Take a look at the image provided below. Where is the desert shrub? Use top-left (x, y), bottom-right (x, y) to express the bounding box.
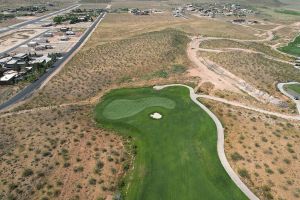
top-left (265, 168), bottom-right (274, 174)
top-left (22, 169), bottom-right (33, 177)
top-left (89, 178), bottom-right (97, 185)
top-left (231, 152), bottom-right (244, 161)
top-left (94, 161), bottom-right (104, 174)
top-left (238, 168), bottom-right (250, 179)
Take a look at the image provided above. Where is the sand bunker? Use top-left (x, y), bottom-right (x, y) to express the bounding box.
top-left (150, 112), bottom-right (162, 119)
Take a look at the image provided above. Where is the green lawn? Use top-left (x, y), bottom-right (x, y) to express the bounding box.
top-left (103, 97), bottom-right (175, 120)
top-left (278, 35), bottom-right (300, 56)
top-left (275, 9), bottom-right (300, 16)
top-left (286, 84), bottom-right (300, 94)
top-left (94, 86), bottom-right (247, 200)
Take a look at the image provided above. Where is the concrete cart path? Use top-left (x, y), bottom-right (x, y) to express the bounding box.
top-left (278, 82), bottom-right (300, 114)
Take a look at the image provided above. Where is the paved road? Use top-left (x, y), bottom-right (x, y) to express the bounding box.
top-left (154, 84), bottom-right (260, 200)
top-left (0, 4), bottom-right (80, 35)
top-left (0, 12), bottom-right (106, 111)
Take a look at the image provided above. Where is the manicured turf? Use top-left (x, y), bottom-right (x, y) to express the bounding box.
top-left (286, 84), bottom-right (300, 94)
top-left (278, 35), bottom-right (300, 56)
top-left (94, 86), bottom-right (247, 200)
top-left (103, 97), bottom-right (175, 120)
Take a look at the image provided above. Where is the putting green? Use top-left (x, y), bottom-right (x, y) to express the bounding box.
top-left (94, 87), bottom-right (247, 200)
top-left (103, 97), bottom-right (175, 120)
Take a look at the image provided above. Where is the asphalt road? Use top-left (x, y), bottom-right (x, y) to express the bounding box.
top-left (0, 12), bottom-right (106, 111)
top-left (0, 4), bottom-right (80, 35)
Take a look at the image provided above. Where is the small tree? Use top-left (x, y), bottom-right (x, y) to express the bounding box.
top-left (53, 15), bottom-right (64, 24)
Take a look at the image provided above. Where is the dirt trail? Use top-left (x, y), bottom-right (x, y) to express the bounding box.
top-left (187, 37), bottom-right (241, 93)
top-left (188, 37), bottom-right (283, 105)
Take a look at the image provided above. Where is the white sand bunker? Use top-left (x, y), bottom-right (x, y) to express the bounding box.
top-left (150, 112), bottom-right (162, 119)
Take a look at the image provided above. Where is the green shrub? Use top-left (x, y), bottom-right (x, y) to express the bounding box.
top-left (89, 178), bottom-right (97, 185)
top-left (22, 168), bottom-right (33, 177)
top-left (238, 168), bottom-right (250, 179)
top-left (231, 152), bottom-right (244, 161)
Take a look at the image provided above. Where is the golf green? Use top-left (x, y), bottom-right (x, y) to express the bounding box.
top-left (94, 86), bottom-right (247, 200)
top-left (278, 35), bottom-right (300, 56)
top-left (103, 97), bottom-right (175, 120)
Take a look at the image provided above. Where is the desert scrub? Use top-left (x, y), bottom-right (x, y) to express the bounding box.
top-left (19, 29), bottom-right (190, 110)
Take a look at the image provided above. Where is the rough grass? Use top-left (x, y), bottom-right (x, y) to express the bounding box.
top-left (275, 9), bottom-right (300, 16)
top-left (0, 105), bottom-right (129, 200)
top-left (200, 39), bottom-right (293, 61)
top-left (86, 13), bottom-right (259, 47)
top-left (202, 99), bottom-right (300, 200)
top-left (94, 86), bottom-right (247, 200)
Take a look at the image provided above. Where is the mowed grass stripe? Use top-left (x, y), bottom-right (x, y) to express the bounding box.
top-left (103, 97), bottom-right (175, 120)
top-left (94, 87), bottom-right (247, 200)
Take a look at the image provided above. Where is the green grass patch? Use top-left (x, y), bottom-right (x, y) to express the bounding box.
top-left (94, 86), bottom-right (247, 200)
top-left (103, 97), bottom-right (175, 120)
top-left (278, 35), bottom-right (300, 56)
top-left (285, 84), bottom-right (300, 94)
top-left (275, 9), bottom-right (300, 16)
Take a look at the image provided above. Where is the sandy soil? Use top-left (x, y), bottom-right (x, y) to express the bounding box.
top-left (0, 28), bottom-right (47, 52)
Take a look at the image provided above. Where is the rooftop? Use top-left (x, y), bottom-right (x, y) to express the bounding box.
top-left (0, 70), bottom-right (18, 81)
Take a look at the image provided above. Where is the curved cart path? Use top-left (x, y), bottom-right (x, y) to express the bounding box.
top-left (154, 84), bottom-right (260, 200)
top-left (278, 82), bottom-right (300, 114)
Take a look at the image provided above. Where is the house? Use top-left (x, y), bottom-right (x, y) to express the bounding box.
top-left (0, 70), bottom-right (18, 85)
top-left (29, 55), bottom-right (52, 65)
top-left (12, 53), bottom-right (29, 61)
top-left (78, 16), bottom-right (88, 22)
top-left (41, 23), bottom-right (53, 27)
top-left (0, 56), bottom-right (12, 66)
top-left (5, 59), bottom-right (19, 68)
top-left (60, 36), bottom-right (70, 41)
top-left (28, 41), bottom-right (38, 47)
top-left (45, 45), bottom-right (54, 49)
top-left (35, 45), bottom-right (46, 51)
top-left (16, 66), bottom-right (33, 81)
top-left (60, 27), bottom-right (70, 32)
top-left (66, 31), bottom-right (75, 35)
top-left (44, 32), bottom-right (54, 37)
top-left (32, 37), bottom-right (49, 43)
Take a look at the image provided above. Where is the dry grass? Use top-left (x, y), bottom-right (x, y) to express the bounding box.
top-left (0, 83), bottom-right (29, 105)
top-left (202, 99), bottom-right (300, 200)
top-left (86, 13), bottom-right (259, 48)
top-left (19, 28), bottom-right (190, 109)
top-left (0, 105), bottom-right (131, 200)
top-left (200, 39), bottom-right (293, 61)
top-left (199, 50), bottom-right (300, 97)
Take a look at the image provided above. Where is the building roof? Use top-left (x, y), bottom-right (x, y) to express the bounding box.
top-left (0, 70), bottom-right (18, 81)
top-left (0, 56), bottom-right (12, 64)
top-left (29, 55), bottom-right (51, 64)
top-left (6, 59), bottom-right (18, 65)
top-left (13, 53), bottom-right (27, 59)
